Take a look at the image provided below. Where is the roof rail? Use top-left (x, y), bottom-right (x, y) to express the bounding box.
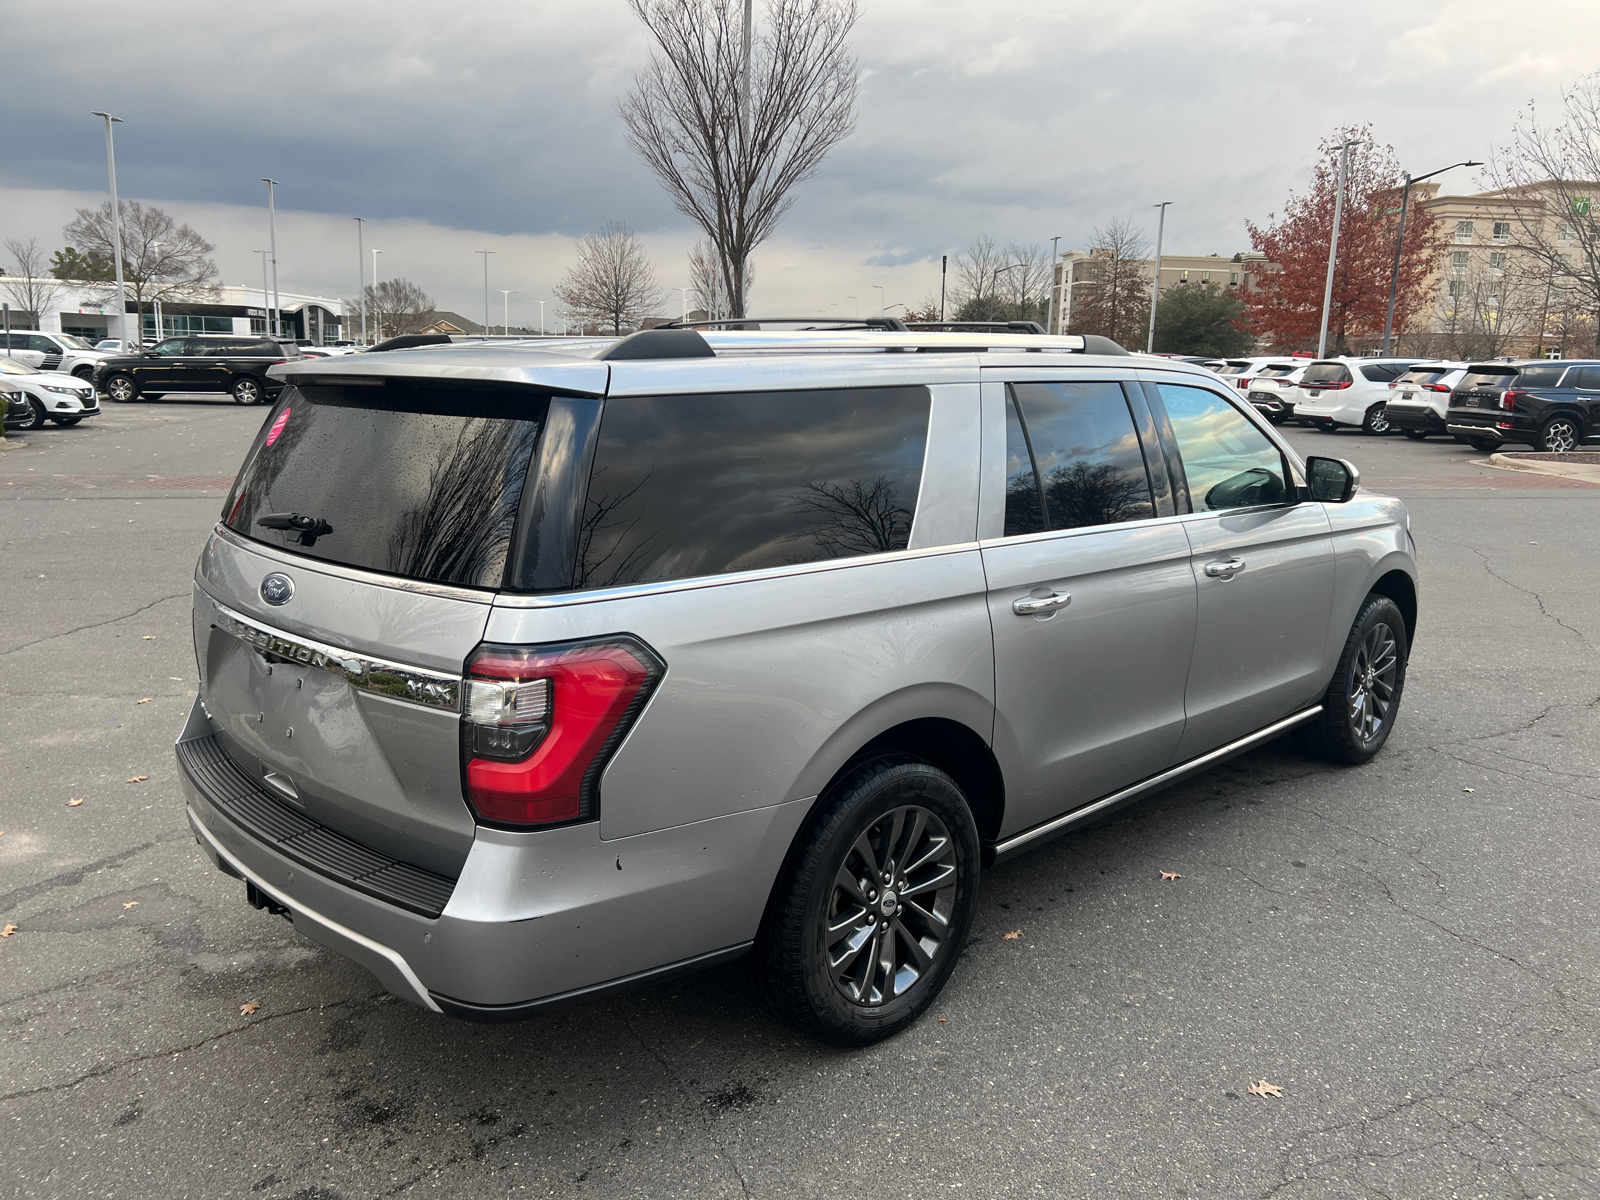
top-left (905, 320), bottom-right (1047, 335)
top-left (657, 316), bottom-right (910, 332)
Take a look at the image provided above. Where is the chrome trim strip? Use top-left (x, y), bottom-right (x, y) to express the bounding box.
top-left (187, 806), bottom-right (442, 1013)
top-left (490, 540), bottom-right (983, 608)
top-left (990, 706), bottom-right (1324, 864)
top-left (208, 599), bottom-right (462, 713)
top-left (211, 524), bottom-right (495, 606)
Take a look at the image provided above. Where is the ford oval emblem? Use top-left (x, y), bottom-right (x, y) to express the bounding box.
top-left (260, 573), bottom-right (295, 606)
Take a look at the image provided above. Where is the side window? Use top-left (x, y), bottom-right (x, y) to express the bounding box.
top-left (1361, 364), bottom-right (1401, 383)
top-left (576, 387), bottom-right (930, 590)
top-left (28, 335), bottom-right (56, 352)
top-left (1005, 382), bottom-right (1155, 532)
top-left (1154, 384), bottom-right (1290, 513)
top-left (152, 339), bottom-right (188, 357)
top-left (183, 339), bottom-right (210, 356)
top-left (1572, 366), bottom-right (1600, 390)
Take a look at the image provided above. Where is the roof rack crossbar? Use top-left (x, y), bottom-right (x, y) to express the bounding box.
top-left (657, 316), bottom-right (910, 332)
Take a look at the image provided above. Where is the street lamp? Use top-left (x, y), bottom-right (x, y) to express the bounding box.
top-left (370, 248), bottom-right (382, 342)
top-left (1380, 159), bottom-right (1483, 354)
top-left (261, 178), bottom-right (280, 338)
top-left (150, 240), bottom-right (163, 341)
top-left (1147, 202), bottom-right (1172, 353)
top-left (1047, 235), bottom-right (1062, 333)
top-left (536, 300), bottom-right (547, 335)
top-left (498, 290), bottom-right (517, 335)
top-left (476, 250), bottom-right (494, 336)
top-left (354, 218), bottom-right (367, 346)
top-left (872, 284), bottom-right (885, 315)
top-left (90, 112), bottom-right (129, 345)
top-left (1317, 142), bottom-right (1362, 359)
top-left (847, 295), bottom-right (858, 318)
top-left (253, 251), bottom-right (271, 338)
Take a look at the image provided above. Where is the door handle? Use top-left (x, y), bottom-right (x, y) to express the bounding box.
top-left (1204, 557), bottom-right (1246, 579)
top-left (1013, 591), bottom-right (1072, 616)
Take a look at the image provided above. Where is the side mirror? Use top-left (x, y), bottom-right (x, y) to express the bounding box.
top-left (1305, 456), bottom-right (1360, 503)
top-left (143, 351), bottom-right (159, 358)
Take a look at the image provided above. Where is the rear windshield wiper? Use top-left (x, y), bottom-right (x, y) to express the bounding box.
top-left (257, 512), bottom-right (334, 547)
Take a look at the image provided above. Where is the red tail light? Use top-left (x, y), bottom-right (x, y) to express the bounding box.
top-left (1502, 389), bottom-right (1525, 411)
top-left (462, 636), bottom-right (665, 827)
top-left (1315, 379), bottom-right (1353, 390)
top-left (1425, 383), bottom-right (1452, 392)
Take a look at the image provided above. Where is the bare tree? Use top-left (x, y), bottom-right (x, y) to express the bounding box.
top-left (346, 279), bottom-right (435, 342)
top-left (1067, 217), bottom-right (1152, 347)
top-left (1426, 251), bottom-right (1541, 360)
top-left (63, 201), bottom-right (218, 339)
top-left (1488, 71), bottom-right (1600, 351)
top-left (0, 238), bottom-right (66, 327)
top-left (950, 235), bottom-right (1006, 317)
top-left (948, 237), bottom-right (1052, 324)
top-left (621, 0), bottom-right (860, 318)
top-left (555, 222), bottom-right (661, 335)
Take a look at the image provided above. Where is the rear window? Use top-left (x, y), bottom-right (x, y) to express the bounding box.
top-left (1459, 369), bottom-right (1517, 389)
top-left (1255, 365), bottom-right (1297, 379)
top-left (224, 382), bottom-right (547, 589)
top-left (1516, 364), bottom-right (1567, 388)
top-left (1395, 368), bottom-right (1451, 386)
top-left (576, 387), bottom-right (930, 590)
top-left (1212, 362), bottom-right (1252, 375)
top-left (1301, 363), bottom-right (1351, 385)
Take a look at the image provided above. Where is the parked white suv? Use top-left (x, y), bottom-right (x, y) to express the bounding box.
top-left (0, 331), bottom-right (111, 382)
top-left (1242, 361), bottom-right (1309, 425)
top-left (1210, 357), bottom-right (1292, 396)
top-left (0, 355), bottom-right (100, 428)
top-left (1292, 358), bottom-right (1433, 435)
top-left (1382, 363), bottom-right (1469, 441)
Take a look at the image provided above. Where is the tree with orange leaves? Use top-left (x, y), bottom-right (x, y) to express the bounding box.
top-left (1246, 127), bottom-right (1442, 354)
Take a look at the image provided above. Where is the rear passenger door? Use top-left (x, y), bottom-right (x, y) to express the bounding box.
top-left (1145, 381), bottom-right (1335, 759)
top-left (980, 375), bottom-right (1196, 835)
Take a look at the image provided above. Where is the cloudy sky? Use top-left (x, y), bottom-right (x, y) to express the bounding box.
top-left (3, 0), bottom-right (1595, 325)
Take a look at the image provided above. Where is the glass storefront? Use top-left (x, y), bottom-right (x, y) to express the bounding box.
top-left (141, 314), bottom-right (235, 338)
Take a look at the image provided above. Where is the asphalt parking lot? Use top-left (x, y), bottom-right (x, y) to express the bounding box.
top-left (3, 395), bottom-right (1598, 1199)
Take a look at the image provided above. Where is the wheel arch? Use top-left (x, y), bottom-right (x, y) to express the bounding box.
top-left (1368, 566), bottom-right (1418, 651)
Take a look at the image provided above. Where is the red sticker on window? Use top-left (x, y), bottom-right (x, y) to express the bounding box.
top-left (265, 407), bottom-right (291, 446)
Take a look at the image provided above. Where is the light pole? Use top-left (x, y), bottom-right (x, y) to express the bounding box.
top-left (536, 300), bottom-right (547, 335)
top-left (1146, 202), bottom-right (1172, 353)
top-left (872, 284), bottom-right (885, 315)
top-left (370, 249), bottom-right (382, 342)
top-left (1317, 141), bottom-right (1361, 359)
top-left (498, 290), bottom-right (516, 335)
top-left (1047, 235), bottom-right (1062, 333)
top-left (475, 250), bottom-right (494, 336)
top-left (254, 251), bottom-right (271, 337)
top-left (1380, 159), bottom-right (1482, 354)
top-left (261, 178), bottom-right (281, 338)
top-left (848, 295), bottom-right (858, 318)
top-left (90, 112), bottom-right (129, 346)
top-left (354, 217), bottom-right (367, 346)
top-left (150, 241), bottom-right (163, 342)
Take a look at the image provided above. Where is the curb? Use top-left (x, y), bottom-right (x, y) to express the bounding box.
top-left (1487, 452), bottom-right (1600, 483)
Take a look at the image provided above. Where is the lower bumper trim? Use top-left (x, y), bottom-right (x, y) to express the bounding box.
top-left (1446, 423), bottom-right (1504, 440)
top-left (430, 942), bottom-right (754, 1023)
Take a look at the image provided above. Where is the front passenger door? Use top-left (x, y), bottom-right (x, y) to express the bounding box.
top-left (1147, 382), bottom-right (1336, 759)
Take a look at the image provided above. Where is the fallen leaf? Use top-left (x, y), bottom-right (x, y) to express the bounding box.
top-left (937, 1018), bottom-right (947, 1023)
top-left (0, 924), bottom-right (16, 938)
top-left (1463, 787), bottom-right (1475, 793)
top-left (1160, 870), bottom-right (1182, 881)
top-left (137, 698), bottom-right (151, 704)
top-left (1003, 929), bottom-right (1022, 940)
top-left (126, 776), bottom-right (148, 783)
top-left (141, 636), bottom-right (156, 640)
top-left (67, 798), bottom-right (84, 807)
top-left (1247, 1079), bottom-right (1283, 1098)
top-left (123, 901), bottom-right (139, 910)
top-left (240, 1001), bottom-right (262, 1016)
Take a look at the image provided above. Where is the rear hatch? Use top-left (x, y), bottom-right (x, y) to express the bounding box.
top-left (1450, 366), bottom-right (1518, 426)
top-left (193, 371), bottom-right (583, 879)
top-left (1388, 366), bottom-right (1458, 412)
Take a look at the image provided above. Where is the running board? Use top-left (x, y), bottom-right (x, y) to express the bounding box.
top-left (987, 706), bottom-right (1323, 866)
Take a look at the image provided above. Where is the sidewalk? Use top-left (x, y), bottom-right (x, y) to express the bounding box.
top-left (1487, 450), bottom-right (1600, 484)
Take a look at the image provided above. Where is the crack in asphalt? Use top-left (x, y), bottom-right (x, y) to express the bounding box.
top-left (0, 592), bottom-right (188, 658)
top-left (1468, 546), bottom-right (1588, 644)
top-left (0, 994), bottom-right (382, 1104)
top-left (0, 839), bottom-right (174, 915)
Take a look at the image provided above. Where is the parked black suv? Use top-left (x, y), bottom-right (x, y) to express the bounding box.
top-left (1446, 360), bottom-right (1600, 452)
top-left (94, 335), bottom-right (302, 406)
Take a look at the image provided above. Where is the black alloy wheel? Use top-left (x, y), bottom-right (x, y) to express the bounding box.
top-left (105, 374), bottom-right (137, 403)
top-left (1402, 429), bottom-right (1429, 441)
top-left (11, 398), bottom-right (47, 431)
top-left (1362, 403), bottom-right (1392, 435)
top-left (1297, 593), bottom-right (1408, 765)
top-left (761, 755), bottom-right (980, 1046)
top-left (232, 377), bottom-right (262, 405)
top-left (1540, 416), bottom-right (1580, 453)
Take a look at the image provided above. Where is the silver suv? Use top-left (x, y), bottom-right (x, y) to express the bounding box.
top-left (177, 327), bottom-right (1419, 1045)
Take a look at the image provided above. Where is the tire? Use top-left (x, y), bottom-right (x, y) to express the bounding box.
top-left (1540, 415), bottom-right (1580, 453)
top-left (49, 415), bottom-right (82, 426)
top-left (1296, 594), bottom-right (1408, 766)
top-left (1402, 429), bottom-right (1428, 441)
top-left (231, 376), bottom-right (263, 405)
top-left (11, 398), bottom-right (46, 431)
top-left (71, 366), bottom-right (95, 381)
top-left (1362, 403), bottom-right (1392, 435)
top-left (1267, 414), bottom-right (1285, 425)
top-left (1315, 419), bottom-right (1337, 432)
top-left (760, 755), bottom-right (980, 1046)
top-left (105, 374), bottom-right (138, 403)
top-left (1469, 437), bottom-right (1500, 452)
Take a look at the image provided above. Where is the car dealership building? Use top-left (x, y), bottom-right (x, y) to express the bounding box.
top-left (2, 280), bottom-right (344, 345)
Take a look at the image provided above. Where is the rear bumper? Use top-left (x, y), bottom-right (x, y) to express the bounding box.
top-left (1248, 394), bottom-right (1294, 417)
top-left (1386, 406), bottom-right (1446, 433)
top-left (176, 696), bottom-right (807, 1016)
top-left (1447, 421), bottom-right (1511, 442)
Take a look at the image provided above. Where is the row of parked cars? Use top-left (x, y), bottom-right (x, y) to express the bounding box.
top-left (1204, 354), bottom-right (1600, 453)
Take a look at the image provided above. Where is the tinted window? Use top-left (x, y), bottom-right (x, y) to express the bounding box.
top-left (1213, 362), bottom-right (1252, 376)
top-left (1396, 368), bottom-right (1451, 386)
top-left (27, 335), bottom-right (55, 352)
top-left (1004, 382), bottom-right (1154, 532)
top-left (1301, 363), bottom-right (1351, 385)
top-left (151, 339), bottom-right (188, 358)
top-left (1520, 364), bottom-right (1570, 388)
top-left (1154, 385), bottom-right (1289, 512)
top-left (577, 388), bottom-right (929, 590)
top-left (1460, 369), bottom-right (1515, 389)
top-left (1570, 366), bottom-right (1600, 390)
top-left (224, 382), bottom-right (547, 589)
top-left (1360, 364), bottom-right (1408, 382)
top-left (1256, 365), bottom-right (1298, 378)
